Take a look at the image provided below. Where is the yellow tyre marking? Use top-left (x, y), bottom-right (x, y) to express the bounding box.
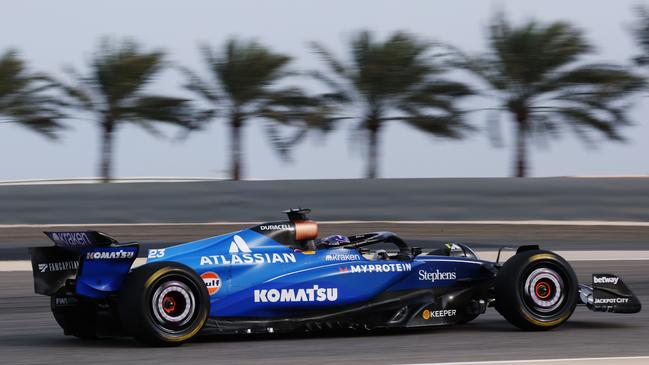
top-left (527, 253), bottom-right (556, 263)
top-left (145, 267), bottom-right (173, 289)
top-left (144, 267), bottom-right (207, 343)
top-left (522, 312), bottom-right (568, 327)
top-left (164, 310), bottom-right (208, 343)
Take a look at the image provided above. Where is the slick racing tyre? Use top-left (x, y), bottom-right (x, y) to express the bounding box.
top-left (51, 290), bottom-right (97, 339)
top-left (118, 262), bottom-right (209, 346)
top-left (495, 250), bottom-right (578, 330)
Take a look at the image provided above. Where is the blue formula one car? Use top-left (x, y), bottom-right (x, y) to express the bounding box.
top-left (29, 209), bottom-right (641, 345)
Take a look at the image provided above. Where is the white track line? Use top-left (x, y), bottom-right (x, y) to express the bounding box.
top-left (0, 177), bottom-right (222, 185)
top-left (1, 220), bottom-right (649, 229)
top-left (401, 355), bottom-right (649, 365)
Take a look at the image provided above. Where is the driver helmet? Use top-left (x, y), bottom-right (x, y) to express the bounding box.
top-left (316, 234), bottom-right (350, 247)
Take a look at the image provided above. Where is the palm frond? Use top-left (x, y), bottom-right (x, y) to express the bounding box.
top-left (121, 95), bottom-right (194, 128)
top-left (632, 5), bottom-right (649, 65)
top-left (18, 116), bottom-right (66, 140)
top-left (309, 42), bottom-right (350, 80)
top-left (263, 123), bottom-right (308, 162)
top-left (308, 70), bottom-right (354, 103)
top-left (0, 49), bottom-right (66, 139)
top-left (312, 30), bottom-right (475, 152)
top-left (399, 113), bottom-right (469, 139)
top-left (213, 38), bottom-right (292, 105)
top-left (553, 107), bottom-right (625, 141)
top-left (486, 14), bottom-right (592, 89)
top-left (91, 38), bottom-right (166, 105)
top-left (457, 13), bottom-right (643, 161)
top-left (179, 66), bottom-right (219, 104)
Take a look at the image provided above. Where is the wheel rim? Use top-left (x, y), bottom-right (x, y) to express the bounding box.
top-left (523, 267), bottom-right (565, 315)
top-left (151, 280), bottom-right (196, 332)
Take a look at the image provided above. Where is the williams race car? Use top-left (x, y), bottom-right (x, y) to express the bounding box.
top-left (29, 209), bottom-right (641, 345)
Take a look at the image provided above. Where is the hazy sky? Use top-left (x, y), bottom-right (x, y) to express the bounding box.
top-left (1, 0), bottom-right (648, 180)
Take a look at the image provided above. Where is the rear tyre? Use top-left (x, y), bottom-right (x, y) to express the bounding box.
top-left (118, 262), bottom-right (209, 346)
top-left (495, 250), bottom-right (577, 330)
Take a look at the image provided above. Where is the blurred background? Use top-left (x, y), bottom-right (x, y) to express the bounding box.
top-left (2, 0), bottom-right (649, 182)
top-left (2, 3), bottom-right (649, 364)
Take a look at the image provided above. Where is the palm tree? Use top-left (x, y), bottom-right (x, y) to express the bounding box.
top-left (63, 39), bottom-right (198, 182)
top-left (458, 14), bottom-right (645, 177)
top-left (0, 50), bottom-right (65, 140)
top-left (183, 39), bottom-right (321, 180)
top-left (632, 5), bottom-right (649, 66)
top-left (311, 31), bottom-right (473, 178)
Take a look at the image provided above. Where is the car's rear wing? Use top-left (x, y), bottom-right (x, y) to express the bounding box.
top-left (44, 231), bottom-right (118, 248)
top-left (29, 231), bottom-right (138, 298)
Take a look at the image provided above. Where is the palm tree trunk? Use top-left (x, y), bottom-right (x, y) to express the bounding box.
top-left (99, 118), bottom-right (115, 183)
top-left (366, 118), bottom-right (381, 179)
top-left (230, 113), bottom-right (243, 180)
top-left (514, 115), bottom-right (528, 178)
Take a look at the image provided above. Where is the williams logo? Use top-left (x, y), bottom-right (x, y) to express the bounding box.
top-left (254, 285), bottom-right (338, 303)
top-left (200, 235), bottom-right (296, 265)
top-left (229, 235), bottom-right (251, 253)
top-left (54, 297), bottom-right (77, 306)
top-left (418, 269), bottom-right (457, 283)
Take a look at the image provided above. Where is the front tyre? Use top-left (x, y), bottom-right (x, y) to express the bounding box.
top-left (495, 250), bottom-right (578, 330)
top-left (118, 262), bottom-right (209, 346)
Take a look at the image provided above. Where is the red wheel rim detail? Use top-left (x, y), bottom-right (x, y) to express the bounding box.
top-left (163, 295), bottom-right (177, 314)
top-left (535, 280), bottom-right (552, 299)
top-left (524, 267), bottom-right (565, 314)
top-left (152, 280), bottom-right (196, 330)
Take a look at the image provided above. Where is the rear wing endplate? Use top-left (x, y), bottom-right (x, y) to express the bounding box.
top-left (30, 231), bottom-right (138, 298)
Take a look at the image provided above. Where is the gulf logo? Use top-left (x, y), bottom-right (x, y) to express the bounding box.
top-left (201, 272), bottom-right (221, 295)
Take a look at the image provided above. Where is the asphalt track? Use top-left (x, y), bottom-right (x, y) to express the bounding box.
top-left (0, 224), bottom-right (647, 365)
top-left (0, 222), bottom-right (647, 364)
top-left (0, 179), bottom-right (647, 364)
top-left (0, 260), bottom-right (646, 365)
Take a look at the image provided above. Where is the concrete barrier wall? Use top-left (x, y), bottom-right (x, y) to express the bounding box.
top-left (1, 177), bottom-right (648, 224)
